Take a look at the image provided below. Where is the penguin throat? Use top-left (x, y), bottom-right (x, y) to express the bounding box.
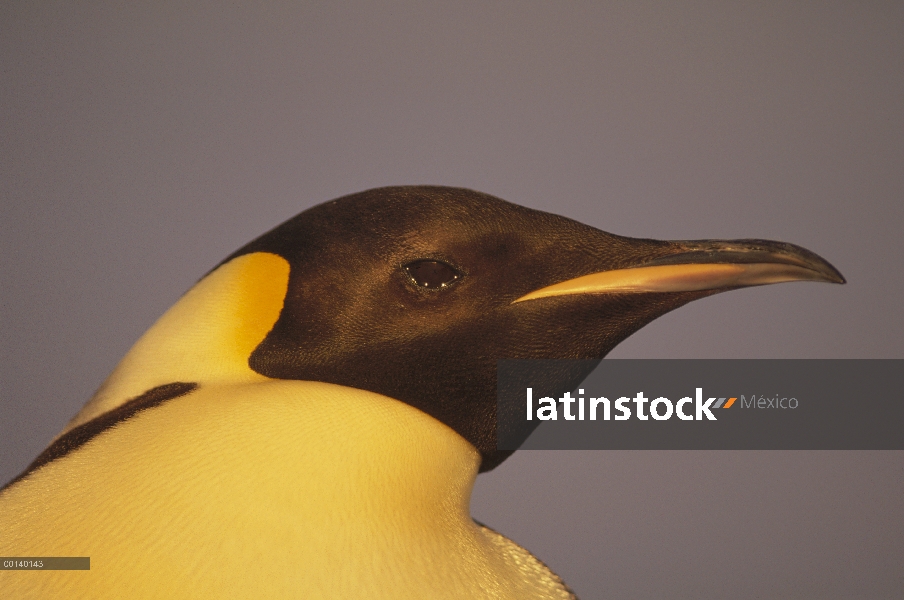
top-left (144, 380), bottom-right (484, 520)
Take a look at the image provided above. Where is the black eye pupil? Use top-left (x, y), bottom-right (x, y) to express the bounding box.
top-left (403, 260), bottom-right (462, 289)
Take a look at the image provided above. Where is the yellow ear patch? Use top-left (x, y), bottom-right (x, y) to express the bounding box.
top-left (62, 252), bottom-right (291, 434)
top-left (227, 252), bottom-right (292, 355)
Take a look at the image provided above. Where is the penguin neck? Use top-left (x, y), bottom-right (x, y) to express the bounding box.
top-left (151, 380), bottom-right (484, 526)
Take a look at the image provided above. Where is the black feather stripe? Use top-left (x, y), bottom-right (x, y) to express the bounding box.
top-left (1, 382), bottom-right (197, 492)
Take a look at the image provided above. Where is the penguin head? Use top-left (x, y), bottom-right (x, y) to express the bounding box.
top-left (225, 186), bottom-right (843, 471)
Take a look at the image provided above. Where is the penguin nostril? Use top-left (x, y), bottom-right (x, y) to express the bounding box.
top-left (403, 260), bottom-right (463, 289)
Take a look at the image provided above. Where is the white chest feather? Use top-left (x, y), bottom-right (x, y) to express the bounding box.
top-left (1, 381), bottom-right (572, 599)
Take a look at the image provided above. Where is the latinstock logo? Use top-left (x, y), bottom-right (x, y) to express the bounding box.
top-left (498, 359), bottom-right (901, 451)
top-left (524, 388), bottom-right (797, 422)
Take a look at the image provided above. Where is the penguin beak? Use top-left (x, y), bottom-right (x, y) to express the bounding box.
top-left (513, 239), bottom-right (845, 303)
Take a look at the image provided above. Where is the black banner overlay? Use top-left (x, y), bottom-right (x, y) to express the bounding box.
top-left (497, 360), bottom-right (903, 450)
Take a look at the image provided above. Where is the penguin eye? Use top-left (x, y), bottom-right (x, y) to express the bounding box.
top-left (403, 260), bottom-right (463, 289)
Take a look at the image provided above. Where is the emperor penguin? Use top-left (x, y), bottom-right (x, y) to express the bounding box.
top-left (1, 186), bottom-right (844, 599)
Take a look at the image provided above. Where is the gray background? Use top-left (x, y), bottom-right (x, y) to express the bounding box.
top-left (1, 2), bottom-right (901, 598)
